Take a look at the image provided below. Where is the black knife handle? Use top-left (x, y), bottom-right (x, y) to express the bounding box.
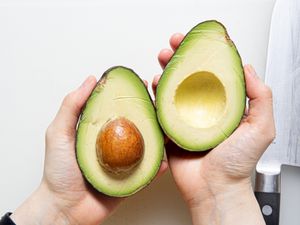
top-left (254, 192), bottom-right (280, 225)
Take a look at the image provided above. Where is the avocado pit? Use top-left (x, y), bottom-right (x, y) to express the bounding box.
top-left (96, 117), bottom-right (144, 174)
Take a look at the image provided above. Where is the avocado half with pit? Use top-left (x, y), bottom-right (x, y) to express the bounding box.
top-left (156, 20), bottom-right (246, 151)
top-left (76, 66), bottom-right (164, 197)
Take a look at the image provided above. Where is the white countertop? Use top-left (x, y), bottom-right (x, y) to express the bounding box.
top-left (3, 1), bottom-right (299, 225)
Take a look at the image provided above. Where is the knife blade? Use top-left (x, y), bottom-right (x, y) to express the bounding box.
top-left (255, 0), bottom-right (300, 224)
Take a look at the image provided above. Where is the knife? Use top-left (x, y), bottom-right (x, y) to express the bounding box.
top-left (254, 0), bottom-right (300, 224)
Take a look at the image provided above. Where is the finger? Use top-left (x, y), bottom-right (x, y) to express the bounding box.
top-left (152, 74), bottom-right (161, 96)
top-left (143, 79), bottom-right (148, 88)
top-left (244, 65), bottom-right (274, 128)
top-left (169, 33), bottom-right (184, 51)
top-left (52, 76), bottom-right (97, 135)
top-left (156, 160), bottom-right (168, 177)
top-left (158, 49), bottom-right (173, 69)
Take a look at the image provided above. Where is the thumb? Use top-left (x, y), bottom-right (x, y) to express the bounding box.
top-left (51, 76), bottom-right (97, 136)
top-left (244, 65), bottom-right (274, 132)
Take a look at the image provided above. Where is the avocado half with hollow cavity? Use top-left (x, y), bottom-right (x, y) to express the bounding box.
top-left (156, 20), bottom-right (246, 151)
top-left (76, 66), bottom-right (164, 197)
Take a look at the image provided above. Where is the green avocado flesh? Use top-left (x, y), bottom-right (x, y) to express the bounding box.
top-left (156, 20), bottom-right (246, 151)
top-left (76, 66), bottom-right (164, 197)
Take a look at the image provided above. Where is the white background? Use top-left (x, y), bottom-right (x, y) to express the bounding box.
top-left (1, 0), bottom-right (299, 224)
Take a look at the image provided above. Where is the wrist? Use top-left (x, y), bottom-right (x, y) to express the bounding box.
top-left (187, 181), bottom-right (265, 225)
top-left (186, 178), bottom-right (252, 208)
top-left (11, 182), bottom-right (71, 225)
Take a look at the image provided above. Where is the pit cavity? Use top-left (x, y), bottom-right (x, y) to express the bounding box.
top-left (174, 71), bottom-right (226, 128)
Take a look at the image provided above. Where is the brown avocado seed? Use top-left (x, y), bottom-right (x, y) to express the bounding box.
top-left (96, 118), bottom-right (144, 174)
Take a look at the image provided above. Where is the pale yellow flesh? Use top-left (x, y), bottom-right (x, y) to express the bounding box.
top-left (175, 71), bottom-right (226, 128)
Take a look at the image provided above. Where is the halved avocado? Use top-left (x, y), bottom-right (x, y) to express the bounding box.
top-left (76, 66), bottom-right (164, 197)
top-left (156, 20), bottom-right (246, 151)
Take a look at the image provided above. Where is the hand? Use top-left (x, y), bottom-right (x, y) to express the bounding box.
top-left (153, 34), bottom-right (275, 225)
top-left (11, 76), bottom-right (167, 225)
